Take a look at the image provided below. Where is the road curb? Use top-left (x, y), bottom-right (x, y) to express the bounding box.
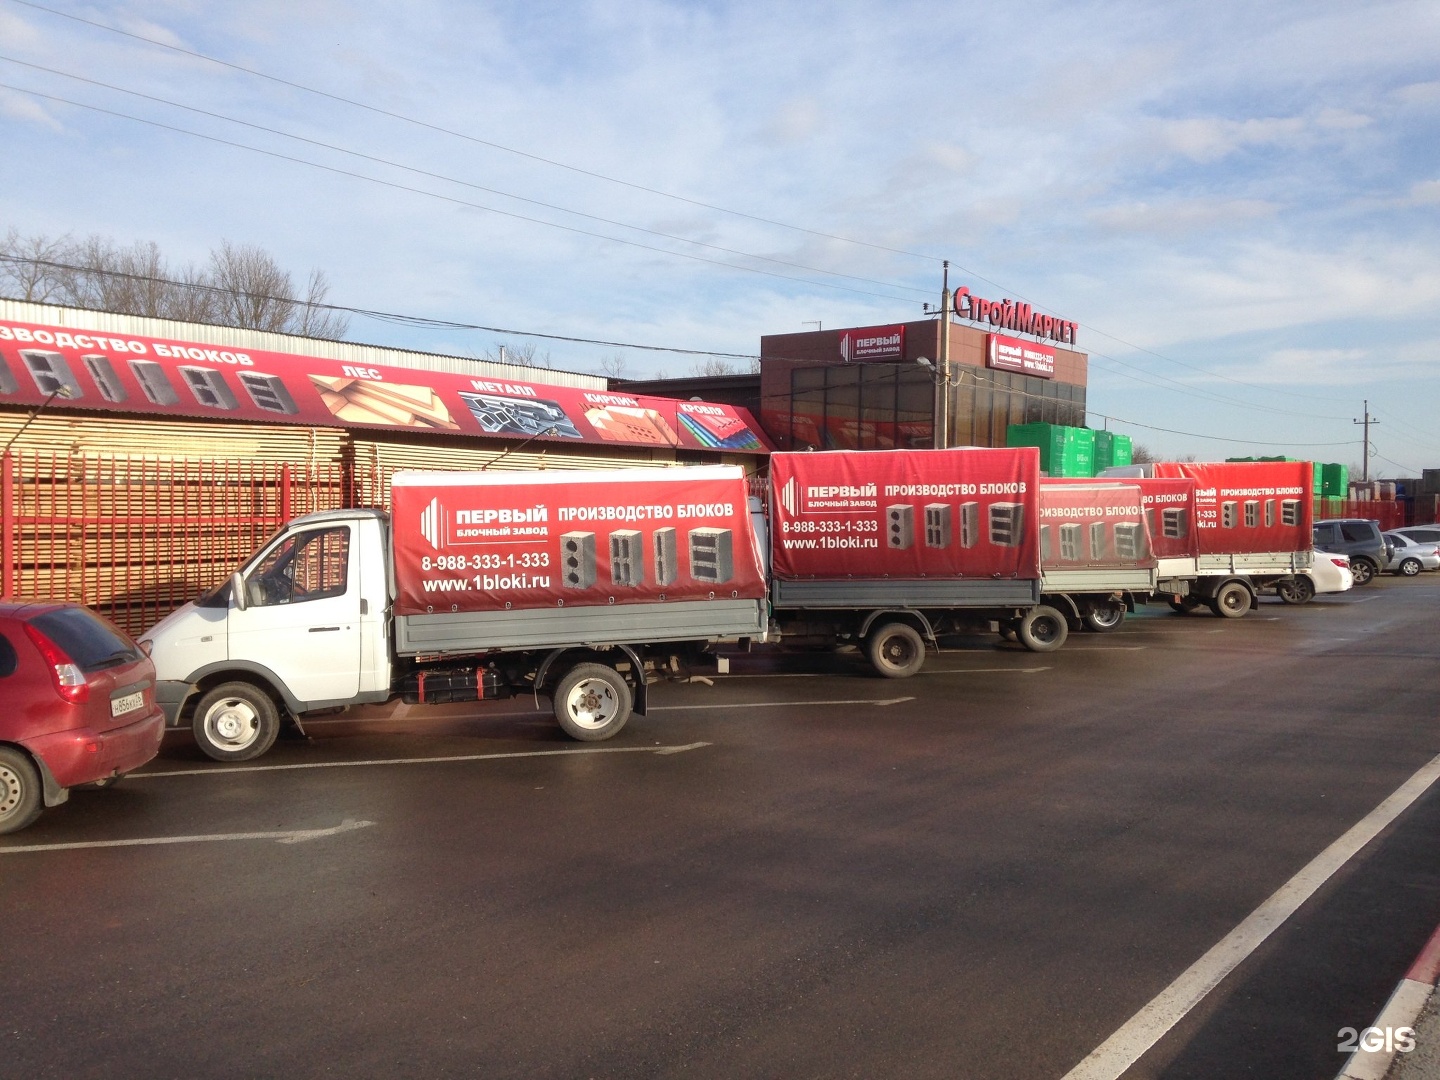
top-left (1335, 921), bottom-right (1440, 1080)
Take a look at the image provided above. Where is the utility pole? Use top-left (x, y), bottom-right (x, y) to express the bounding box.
top-left (1353, 400), bottom-right (1378, 482)
top-left (935, 260), bottom-right (952, 450)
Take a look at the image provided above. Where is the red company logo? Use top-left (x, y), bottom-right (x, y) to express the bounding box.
top-left (838, 324), bottom-right (905, 362)
top-left (956, 288), bottom-right (1078, 346)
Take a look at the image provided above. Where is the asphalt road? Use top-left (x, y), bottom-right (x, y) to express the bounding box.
top-left (3, 577), bottom-right (1439, 1079)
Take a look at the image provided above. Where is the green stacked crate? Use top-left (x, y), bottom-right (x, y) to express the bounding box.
top-left (1071, 427), bottom-right (1095, 477)
top-left (1321, 463), bottom-right (1349, 497)
top-left (1093, 431), bottom-right (1133, 472)
top-left (1006, 423), bottom-right (1096, 477)
top-left (1311, 463), bottom-right (1323, 496)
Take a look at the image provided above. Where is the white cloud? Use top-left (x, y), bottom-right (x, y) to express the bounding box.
top-left (1088, 198), bottom-right (1279, 237)
top-left (1153, 115), bottom-right (1308, 163)
top-left (0, 88), bottom-right (63, 130)
top-left (1407, 180), bottom-right (1440, 205)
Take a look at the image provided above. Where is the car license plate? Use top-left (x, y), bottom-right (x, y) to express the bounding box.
top-left (111, 690), bottom-right (144, 717)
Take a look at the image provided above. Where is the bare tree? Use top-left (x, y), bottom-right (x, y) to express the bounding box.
top-left (689, 357), bottom-right (738, 377)
top-left (598, 352), bottom-right (629, 379)
top-left (0, 227), bottom-right (349, 338)
top-left (0, 228), bottom-right (73, 303)
top-left (484, 341), bottom-right (553, 369)
top-left (1130, 443), bottom-right (1157, 464)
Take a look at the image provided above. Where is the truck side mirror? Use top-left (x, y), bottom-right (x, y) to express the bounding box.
top-left (231, 571), bottom-right (248, 611)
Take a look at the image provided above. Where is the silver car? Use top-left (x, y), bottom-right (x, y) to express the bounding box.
top-left (1383, 531), bottom-right (1440, 576)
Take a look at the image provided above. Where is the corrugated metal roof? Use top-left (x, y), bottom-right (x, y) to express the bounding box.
top-left (0, 298), bottom-right (607, 390)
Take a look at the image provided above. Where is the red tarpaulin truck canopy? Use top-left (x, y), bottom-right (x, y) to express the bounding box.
top-left (1151, 461), bottom-right (1312, 556)
top-left (768, 447), bottom-right (1042, 581)
top-left (390, 466), bottom-right (767, 617)
top-left (1037, 481), bottom-right (1157, 570)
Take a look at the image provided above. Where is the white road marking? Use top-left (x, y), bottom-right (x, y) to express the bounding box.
top-left (0, 817), bottom-right (375, 855)
top-left (1059, 645), bottom-right (1147, 652)
top-left (649, 697), bottom-right (915, 711)
top-left (132, 742), bottom-right (712, 779)
top-left (1062, 751), bottom-right (1440, 1080)
top-left (712, 668), bottom-right (1050, 678)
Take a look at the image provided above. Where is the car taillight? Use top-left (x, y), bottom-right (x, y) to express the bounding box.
top-left (23, 623), bottom-right (90, 703)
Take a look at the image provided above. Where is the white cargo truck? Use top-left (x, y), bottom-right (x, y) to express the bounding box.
top-left (142, 466), bottom-right (769, 760)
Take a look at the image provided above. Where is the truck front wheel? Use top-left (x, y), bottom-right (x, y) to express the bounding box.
top-left (865, 622), bottom-right (926, 678)
top-left (193, 682), bottom-right (281, 762)
top-left (554, 664), bottom-right (632, 742)
top-left (1018, 606), bottom-right (1069, 652)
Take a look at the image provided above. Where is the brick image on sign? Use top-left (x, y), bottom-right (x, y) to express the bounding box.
top-left (887, 504), bottom-right (914, 549)
top-left (560, 531), bottom-right (596, 589)
top-left (20, 350), bottom-right (82, 398)
top-left (924, 504), bottom-right (951, 548)
top-left (960, 502), bottom-right (979, 548)
top-left (688, 528), bottom-right (734, 583)
top-left (128, 359), bottom-right (179, 405)
top-left (82, 355), bottom-right (127, 403)
top-left (179, 366), bottom-right (239, 410)
top-left (609, 529), bottom-right (644, 587)
top-left (1114, 522), bottom-right (1146, 560)
top-left (990, 503), bottom-right (1024, 547)
top-left (653, 527), bottom-right (678, 587)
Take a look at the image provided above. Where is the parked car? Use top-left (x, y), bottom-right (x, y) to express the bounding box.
top-left (1311, 552), bottom-right (1355, 594)
top-left (1312, 519), bottom-right (1390, 586)
top-left (1274, 551), bottom-right (1354, 603)
top-left (1383, 532), bottom-right (1440, 576)
top-left (0, 600), bottom-right (165, 834)
top-left (1387, 525), bottom-right (1440, 547)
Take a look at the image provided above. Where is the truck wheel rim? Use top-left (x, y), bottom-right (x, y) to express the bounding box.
top-left (1222, 591), bottom-right (1244, 612)
top-left (566, 679), bottom-right (619, 729)
top-left (206, 699), bottom-right (259, 747)
top-left (1091, 607), bottom-right (1122, 628)
top-left (881, 637), bottom-right (917, 667)
top-left (1032, 617), bottom-right (1060, 643)
top-left (0, 763), bottom-right (22, 817)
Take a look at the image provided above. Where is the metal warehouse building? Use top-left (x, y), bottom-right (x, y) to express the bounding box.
top-left (0, 300), bottom-right (771, 634)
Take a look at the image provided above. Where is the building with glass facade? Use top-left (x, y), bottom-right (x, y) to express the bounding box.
top-left (759, 317), bottom-right (1086, 452)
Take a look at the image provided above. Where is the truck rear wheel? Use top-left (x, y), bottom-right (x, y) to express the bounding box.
top-left (1209, 581), bottom-right (1252, 618)
top-left (554, 663), bottom-right (632, 742)
top-left (193, 682), bottom-right (281, 762)
top-left (865, 622), bottom-right (926, 678)
top-left (1018, 605), bottom-right (1068, 652)
top-left (1084, 602), bottom-right (1125, 632)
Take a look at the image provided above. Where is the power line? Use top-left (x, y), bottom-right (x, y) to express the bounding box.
top-left (0, 80), bottom-right (923, 306)
top-left (5, 0), bottom-right (942, 266)
top-left (0, 54), bottom-right (932, 301)
top-left (4, 0), bottom-right (1371, 419)
top-left (0, 253), bottom-right (760, 361)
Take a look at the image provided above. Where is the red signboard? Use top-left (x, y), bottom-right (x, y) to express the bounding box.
top-left (0, 319), bottom-right (773, 454)
top-left (390, 466), bottom-right (767, 616)
top-left (955, 288), bottom-right (1079, 346)
top-left (1152, 461), bottom-right (1313, 555)
top-left (769, 447), bottom-right (1041, 581)
top-left (1037, 481), bottom-right (1155, 569)
top-left (838, 324), bottom-right (905, 362)
top-left (988, 334), bottom-right (1056, 379)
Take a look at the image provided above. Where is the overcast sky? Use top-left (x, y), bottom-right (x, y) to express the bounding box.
top-left (2, 0), bottom-right (1438, 469)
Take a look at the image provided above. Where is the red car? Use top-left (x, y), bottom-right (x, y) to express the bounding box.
top-left (0, 600), bottom-right (166, 834)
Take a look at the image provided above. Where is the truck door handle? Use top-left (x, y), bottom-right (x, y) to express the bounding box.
top-left (308, 626), bottom-right (341, 633)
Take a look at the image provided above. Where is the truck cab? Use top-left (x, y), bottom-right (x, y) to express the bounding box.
top-left (143, 510), bottom-right (394, 760)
